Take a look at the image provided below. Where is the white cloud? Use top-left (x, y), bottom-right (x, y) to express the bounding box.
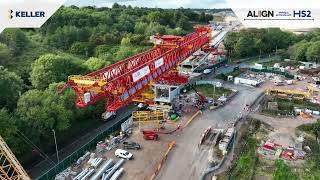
top-left (65, 0), bottom-right (228, 9)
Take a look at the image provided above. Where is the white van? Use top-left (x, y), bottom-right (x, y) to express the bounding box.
top-left (115, 149), bottom-right (133, 160)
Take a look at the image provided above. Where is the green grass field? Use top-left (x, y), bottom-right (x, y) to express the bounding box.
top-left (193, 84), bottom-right (233, 100)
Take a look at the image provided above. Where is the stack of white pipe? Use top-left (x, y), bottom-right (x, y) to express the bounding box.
top-left (73, 168), bottom-right (89, 180)
top-left (88, 158), bottom-right (103, 168)
top-left (89, 159), bottom-right (114, 180)
top-left (109, 168), bottom-right (124, 180)
top-left (80, 169), bottom-right (95, 180)
top-left (103, 159), bottom-right (125, 180)
top-left (92, 158), bottom-right (103, 168)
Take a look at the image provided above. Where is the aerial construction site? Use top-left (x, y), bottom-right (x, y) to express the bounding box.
top-left (0, 2), bottom-right (319, 180)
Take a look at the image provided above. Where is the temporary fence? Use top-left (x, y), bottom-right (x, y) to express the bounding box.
top-left (250, 67), bottom-right (294, 79)
top-left (37, 120), bottom-right (124, 180)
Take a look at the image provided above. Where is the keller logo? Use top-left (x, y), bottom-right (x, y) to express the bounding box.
top-left (8, 9), bottom-right (45, 19)
top-left (8, 10), bottom-right (13, 19)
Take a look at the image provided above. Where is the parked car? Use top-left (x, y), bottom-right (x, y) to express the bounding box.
top-left (122, 141), bottom-right (141, 150)
top-left (115, 149), bottom-right (133, 160)
top-left (203, 69), bottom-right (212, 75)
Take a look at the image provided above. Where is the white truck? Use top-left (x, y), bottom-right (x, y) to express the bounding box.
top-left (115, 149), bottom-right (133, 160)
top-left (274, 81), bottom-right (284, 86)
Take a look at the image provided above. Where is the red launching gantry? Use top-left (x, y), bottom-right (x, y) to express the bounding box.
top-left (60, 26), bottom-right (212, 117)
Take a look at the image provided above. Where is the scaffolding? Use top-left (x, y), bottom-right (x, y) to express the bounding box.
top-left (0, 136), bottom-right (30, 180)
top-left (132, 110), bottom-right (164, 123)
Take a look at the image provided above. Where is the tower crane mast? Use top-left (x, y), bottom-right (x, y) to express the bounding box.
top-left (0, 136), bottom-right (30, 180)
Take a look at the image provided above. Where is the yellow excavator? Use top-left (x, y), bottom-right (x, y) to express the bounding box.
top-left (0, 136), bottom-right (30, 180)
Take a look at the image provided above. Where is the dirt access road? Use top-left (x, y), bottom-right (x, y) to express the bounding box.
top-left (156, 83), bottom-right (264, 180)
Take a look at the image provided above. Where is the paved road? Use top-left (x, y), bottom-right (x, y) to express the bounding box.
top-left (156, 83), bottom-right (264, 180)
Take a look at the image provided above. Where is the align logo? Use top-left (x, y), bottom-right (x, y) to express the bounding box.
top-left (247, 10), bottom-right (274, 18)
top-left (8, 9), bottom-right (45, 19)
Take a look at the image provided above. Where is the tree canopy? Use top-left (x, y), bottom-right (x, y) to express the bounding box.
top-left (17, 84), bottom-right (73, 143)
top-left (0, 68), bottom-right (23, 110)
top-left (224, 28), bottom-right (296, 59)
top-left (30, 54), bottom-right (84, 89)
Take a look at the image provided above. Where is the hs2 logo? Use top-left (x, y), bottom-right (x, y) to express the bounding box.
top-left (293, 10), bottom-right (311, 18)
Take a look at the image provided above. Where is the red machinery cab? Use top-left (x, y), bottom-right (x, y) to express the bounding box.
top-left (142, 129), bottom-right (159, 141)
top-left (143, 133), bottom-right (159, 141)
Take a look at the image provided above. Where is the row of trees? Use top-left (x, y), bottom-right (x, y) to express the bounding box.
top-left (225, 28), bottom-right (320, 62)
top-left (288, 40), bottom-right (320, 62)
top-left (39, 6), bottom-right (213, 58)
top-left (224, 28), bottom-right (296, 58)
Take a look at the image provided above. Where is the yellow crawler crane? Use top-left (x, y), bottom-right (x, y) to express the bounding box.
top-left (0, 136), bottom-right (30, 180)
top-left (266, 88), bottom-right (311, 101)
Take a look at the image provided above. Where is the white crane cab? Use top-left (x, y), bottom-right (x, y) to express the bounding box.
top-left (101, 111), bottom-right (116, 121)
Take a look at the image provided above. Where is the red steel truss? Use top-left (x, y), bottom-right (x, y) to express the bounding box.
top-left (64, 26), bottom-right (211, 112)
top-left (155, 71), bottom-right (189, 85)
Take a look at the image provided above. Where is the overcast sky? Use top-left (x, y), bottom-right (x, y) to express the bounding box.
top-left (64, 0), bottom-right (228, 9)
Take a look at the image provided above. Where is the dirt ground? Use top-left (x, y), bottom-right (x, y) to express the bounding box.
top-left (65, 109), bottom-right (196, 180)
top-left (251, 113), bottom-right (317, 147)
top-left (110, 117), bottom-right (191, 180)
top-left (261, 76), bottom-right (311, 92)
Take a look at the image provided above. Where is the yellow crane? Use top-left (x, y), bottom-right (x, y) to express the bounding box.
top-left (0, 136), bottom-right (30, 180)
top-left (266, 88), bottom-right (312, 101)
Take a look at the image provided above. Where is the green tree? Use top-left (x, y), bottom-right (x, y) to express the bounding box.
top-left (234, 36), bottom-right (254, 57)
top-left (145, 22), bottom-right (166, 36)
top-left (115, 46), bottom-right (135, 60)
top-left (83, 57), bottom-right (109, 71)
top-left (120, 37), bottom-right (132, 46)
top-left (17, 88), bottom-right (73, 143)
top-left (306, 41), bottom-right (320, 62)
top-left (290, 40), bottom-right (309, 61)
top-left (45, 26), bottom-right (89, 50)
top-left (224, 32), bottom-right (239, 56)
top-left (0, 68), bottom-right (23, 110)
top-left (199, 12), bottom-right (206, 22)
top-left (30, 54), bottom-right (83, 89)
top-left (176, 15), bottom-right (189, 30)
top-left (0, 108), bottom-right (22, 154)
top-left (0, 43), bottom-right (12, 65)
top-left (311, 122), bottom-right (320, 141)
top-left (134, 22), bottom-right (148, 34)
top-left (0, 29), bottom-right (28, 55)
top-left (272, 160), bottom-right (298, 180)
top-left (147, 11), bottom-right (162, 24)
top-left (69, 42), bottom-right (94, 57)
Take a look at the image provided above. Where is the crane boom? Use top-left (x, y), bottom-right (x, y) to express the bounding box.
top-left (64, 26), bottom-right (211, 112)
top-left (0, 136), bottom-right (30, 180)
